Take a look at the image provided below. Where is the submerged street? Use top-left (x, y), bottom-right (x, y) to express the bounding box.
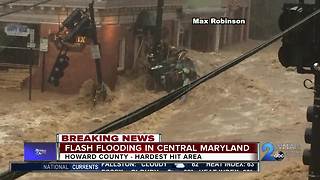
top-left (0, 40), bottom-right (311, 179)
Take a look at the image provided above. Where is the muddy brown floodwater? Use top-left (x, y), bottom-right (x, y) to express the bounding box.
top-left (0, 40), bottom-right (313, 179)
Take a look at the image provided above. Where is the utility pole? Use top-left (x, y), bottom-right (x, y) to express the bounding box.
top-left (305, 2), bottom-right (320, 180)
top-left (306, 66), bottom-right (320, 180)
top-left (89, 1), bottom-right (107, 105)
top-left (153, 0), bottom-right (164, 63)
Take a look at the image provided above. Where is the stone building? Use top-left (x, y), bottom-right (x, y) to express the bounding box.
top-left (181, 0), bottom-right (251, 52)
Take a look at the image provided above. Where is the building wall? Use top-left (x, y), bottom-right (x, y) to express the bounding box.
top-left (98, 24), bottom-right (121, 90)
top-left (27, 23), bottom-right (120, 94)
top-left (0, 0), bottom-right (183, 94)
top-left (190, 25), bottom-right (217, 52)
top-left (249, 0), bottom-right (302, 40)
top-left (182, 0), bottom-right (251, 52)
top-left (26, 19), bottom-right (178, 94)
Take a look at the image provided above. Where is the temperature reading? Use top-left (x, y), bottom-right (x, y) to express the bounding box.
top-left (192, 163), bottom-right (199, 167)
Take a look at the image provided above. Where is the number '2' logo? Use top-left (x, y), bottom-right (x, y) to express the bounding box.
top-left (261, 142), bottom-right (276, 161)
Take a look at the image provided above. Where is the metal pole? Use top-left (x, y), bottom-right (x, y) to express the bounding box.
top-left (89, 1), bottom-right (106, 104)
top-left (41, 52), bottom-right (46, 92)
top-left (89, 1), bottom-right (103, 87)
top-left (309, 72), bottom-right (320, 180)
top-left (154, 0), bottom-right (164, 46)
top-left (309, 1), bottom-right (320, 179)
top-left (28, 50), bottom-right (32, 101)
top-left (153, 0), bottom-right (164, 62)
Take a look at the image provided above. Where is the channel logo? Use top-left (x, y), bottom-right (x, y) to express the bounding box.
top-left (35, 148), bottom-right (47, 156)
top-left (261, 142), bottom-right (285, 161)
top-left (24, 142), bottom-right (57, 161)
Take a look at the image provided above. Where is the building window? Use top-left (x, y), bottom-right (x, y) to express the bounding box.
top-left (117, 37), bottom-right (126, 71)
top-left (0, 23), bottom-right (40, 66)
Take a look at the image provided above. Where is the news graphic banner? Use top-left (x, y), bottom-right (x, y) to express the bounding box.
top-left (58, 142), bottom-right (258, 161)
top-left (11, 133), bottom-right (260, 172)
top-left (11, 162), bottom-right (259, 172)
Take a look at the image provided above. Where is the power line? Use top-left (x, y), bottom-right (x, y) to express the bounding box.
top-left (0, 0), bottom-right (53, 18)
top-left (0, 45), bottom-right (39, 50)
top-left (0, 0), bottom-right (21, 6)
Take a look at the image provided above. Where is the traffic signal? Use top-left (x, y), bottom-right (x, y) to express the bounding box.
top-left (49, 8), bottom-right (91, 87)
top-left (59, 8), bottom-right (91, 43)
top-left (62, 8), bottom-right (84, 30)
top-left (278, 3), bottom-right (318, 69)
top-left (48, 54), bottom-right (70, 86)
top-left (63, 16), bottom-right (91, 43)
top-left (278, 2), bottom-right (320, 178)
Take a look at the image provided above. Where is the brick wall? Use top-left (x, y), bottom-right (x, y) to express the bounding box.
top-left (27, 19), bottom-right (178, 94)
top-left (27, 23), bottom-right (120, 94)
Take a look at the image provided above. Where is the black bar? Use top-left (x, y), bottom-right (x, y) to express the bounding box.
top-left (10, 162), bottom-right (260, 172)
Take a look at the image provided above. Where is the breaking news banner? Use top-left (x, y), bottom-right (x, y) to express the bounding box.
top-left (56, 134), bottom-right (162, 143)
top-left (58, 142), bottom-right (258, 161)
top-left (15, 133), bottom-right (261, 172)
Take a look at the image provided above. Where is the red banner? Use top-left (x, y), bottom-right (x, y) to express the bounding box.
top-left (59, 142), bottom-right (258, 153)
